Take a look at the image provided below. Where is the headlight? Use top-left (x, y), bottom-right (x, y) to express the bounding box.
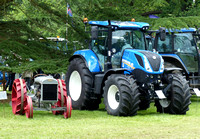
top-left (160, 58), bottom-right (164, 72)
top-left (144, 57), bottom-right (153, 72)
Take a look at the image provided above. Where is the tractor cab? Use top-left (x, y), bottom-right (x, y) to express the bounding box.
top-left (148, 28), bottom-right (200, 90)
top-left (89, 21), bottom-right (149, 70)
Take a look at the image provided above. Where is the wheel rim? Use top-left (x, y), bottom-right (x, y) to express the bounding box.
top-left (25, 96), bottom-right (33, 118)
top-left (159, 99), bottom-right (171, 108)
top-left (107, 85), bottom-right (120, 110)
top-left (69, 71), bottom-right (82, 101)
top-left (64, 96), bottom-right (72, 119)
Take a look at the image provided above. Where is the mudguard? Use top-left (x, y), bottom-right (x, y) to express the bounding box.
top-left (160, 54), bottom-right (189, 74)
top-left (70, 49), bottom-right (102, 73)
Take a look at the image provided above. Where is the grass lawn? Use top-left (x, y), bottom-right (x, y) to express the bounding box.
top-left (0, 93), bottom-right (200, 138)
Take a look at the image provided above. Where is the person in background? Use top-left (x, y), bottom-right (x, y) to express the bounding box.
top-left (5, 72), bottom-right (15, 91)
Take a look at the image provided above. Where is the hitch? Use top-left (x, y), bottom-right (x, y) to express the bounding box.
top-left (155, 75), bottom-right (173, 108)
top-left (162, 74), bottom-right (174, 97)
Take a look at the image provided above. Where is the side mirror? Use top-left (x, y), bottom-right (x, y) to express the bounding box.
top-left (159, 27), bottom-right (166, 41)
top-left (91, 26), bottom-right (98, 40)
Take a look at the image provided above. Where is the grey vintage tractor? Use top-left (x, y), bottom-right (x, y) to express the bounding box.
top-left (65, 20), bottom-right (191, 116)
top-left (12, 75), bottom-right (72, 118)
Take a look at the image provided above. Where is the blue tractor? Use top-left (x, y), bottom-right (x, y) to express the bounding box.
top-left (147, 28), bottom-right (200, 95)
top-left (66, 21), bottom-right (191, 116)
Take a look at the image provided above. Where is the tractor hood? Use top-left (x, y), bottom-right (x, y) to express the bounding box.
top-left (34, 76), bottom-right (58, 85)
top-left (121, 49), bottom-right (164, 74)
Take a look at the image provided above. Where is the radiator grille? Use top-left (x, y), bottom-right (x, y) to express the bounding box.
top-left (139, 51), bottom-right (161, 71)
top-left (42, 84), bottom-right (57, 101)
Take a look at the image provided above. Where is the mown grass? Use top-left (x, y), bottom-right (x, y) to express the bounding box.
top-left (0, 96), bottom-right (200, 138)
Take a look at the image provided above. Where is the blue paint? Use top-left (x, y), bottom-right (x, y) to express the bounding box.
top-left (121, 49), bottom-right (164, 74)
top-left (89, 21), bottom-right (149, 29)
top-left (74, 50), bottom-right (101, 72)
top-left (166, 28), bottom-right (196, 33)
top-left (0, 72), bottom-right (8, 85)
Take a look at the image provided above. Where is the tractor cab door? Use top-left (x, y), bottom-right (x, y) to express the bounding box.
top-left (156, 34), bottom-right (173, 53)
top-left (156, 33), bottom-right (199, 73)
top-left (174, 33), bottom-right (199, 73)
top-left (91, 27), bottom-right (108, 71)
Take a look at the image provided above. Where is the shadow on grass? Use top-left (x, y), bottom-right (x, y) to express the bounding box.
top-left (191, 95), bottom-right (200, 102)
top-left (4, 95), bottom-right (197, 119)
top-left (30, 102), bottom-right (175, 119)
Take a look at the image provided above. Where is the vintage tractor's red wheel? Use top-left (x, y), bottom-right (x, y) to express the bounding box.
top-left (25, 96), bottom-right (33, 118)
top-left (64, 96), bottom-right (72, 119)
top-left (12, 78), bottom-right (27, 115)
top-left (52, 79), bottom-right (67, 115)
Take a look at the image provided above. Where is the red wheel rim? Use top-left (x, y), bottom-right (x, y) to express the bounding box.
top-left (64, 96), bottom-right (72, 118)
top-left (52, 79), bottom-right (67, 115)
top-left (25, 96), bottom-right (33, 118)
top-left (12, 79), bottom-right (27, 115)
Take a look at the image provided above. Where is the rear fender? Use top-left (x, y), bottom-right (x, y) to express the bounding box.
top-left (161, 54), bottom-right (189, 74)
top-left (69, 49), bottom-right (102, 73)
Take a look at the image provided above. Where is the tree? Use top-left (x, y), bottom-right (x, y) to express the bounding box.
top-left (1, 0), bottom-right (200, 74)
top-left (67, 0), bottom-right (200, 29)
top-left (0, 0), bottom-right (70, 73)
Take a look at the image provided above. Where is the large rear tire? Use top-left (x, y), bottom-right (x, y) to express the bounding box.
top-left (66, 58), bottom-right (101, 110)
top-left (103, 74), bottom-right (140, 116)
top-left (155, 74), bottom-right (191, 114)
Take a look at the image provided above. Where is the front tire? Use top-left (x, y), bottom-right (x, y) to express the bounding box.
top-left (66, 58), bottom-right (101, 110)
top-left (103, 74), bottom-right (140, 116)
top-left (155, 74), bottom-right (191, 114)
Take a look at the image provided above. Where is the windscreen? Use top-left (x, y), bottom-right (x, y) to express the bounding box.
top-left (112, 30), bottom-right (145, 51)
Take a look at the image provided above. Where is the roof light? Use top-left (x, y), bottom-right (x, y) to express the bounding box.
top-left (131, 18), bottom-right (135, 22)
top-left (83, 18), bottom-right (88, 24)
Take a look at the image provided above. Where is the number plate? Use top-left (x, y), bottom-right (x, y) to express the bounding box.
top-left (193, 88), bottom-right (200, 97)
top-left (155, 90), bottom-right (166, 99)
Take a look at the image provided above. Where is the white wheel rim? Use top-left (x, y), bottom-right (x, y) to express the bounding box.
top-left (69, 71), bottom-right (82, 101)
top-left (107, 85), bottom-right (120, 110)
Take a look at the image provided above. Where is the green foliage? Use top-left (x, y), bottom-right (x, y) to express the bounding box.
top-left (68, 0), bottom-right (200, 29)
top-left (0, 0), bottom-right (70, 73)
top-left (1, 0), bottom-right (200, 73)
